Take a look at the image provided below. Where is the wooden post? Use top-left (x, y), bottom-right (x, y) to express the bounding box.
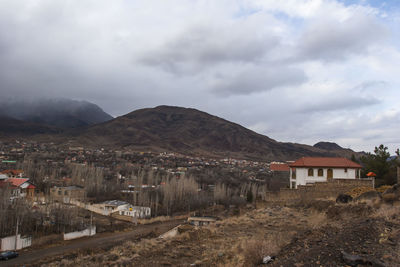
top-left (397, 166), bottom-right (400, 184)
top-left (14, 217), bottom-right (19, 250)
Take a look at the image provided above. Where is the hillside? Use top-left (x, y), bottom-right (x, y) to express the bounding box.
top-left (69, 105), bottom-right (357, 161)
top-left (0, 98), bottom-right (113, 128)
top-left (0, 116), bottom-right (61, 136)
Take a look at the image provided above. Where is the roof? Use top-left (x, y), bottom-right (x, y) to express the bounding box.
top-left (6, 178), bottom-right (29, 187)
top-left (289, 157), bottom-right (362, 168)
top-left (1, 169), bottom-right (23, 175)
top-left (367, 172), bottom-right (377, 177)
top-left (102, 200), bottom-right (129, 207)
top-left (270, 163), bottom-right (290, 172)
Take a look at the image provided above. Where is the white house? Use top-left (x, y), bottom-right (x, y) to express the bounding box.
top-left (289, 157), bottom-right (362, 189)
top-left (98, 200), bottom-right (151, 218)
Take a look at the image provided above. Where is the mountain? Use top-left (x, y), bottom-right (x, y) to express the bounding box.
top-left (67, 105), bottom-right (358, 161)
top-left (0, 116), bottom-right (61, 136)
top-left (313, 141), bottom-right (362, 159)
top-left (0, 98), bottom-right (113, 128)
top-left (314, 142), bottom-right (344, 151)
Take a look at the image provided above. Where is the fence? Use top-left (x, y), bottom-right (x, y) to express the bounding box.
top-left (63, 226), bottom-right (96, 240)
top-left (0, 234), bottom-right (32, 251)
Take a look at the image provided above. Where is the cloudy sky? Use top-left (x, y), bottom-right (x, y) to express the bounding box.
top-left (1, 0), bottom-right (400, 153)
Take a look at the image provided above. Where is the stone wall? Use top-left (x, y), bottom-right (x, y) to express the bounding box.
top-left (265, 178), bottom-right (374, 201)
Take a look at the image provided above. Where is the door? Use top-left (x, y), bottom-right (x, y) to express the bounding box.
top-left (327, 169), bottom-right (333, 179)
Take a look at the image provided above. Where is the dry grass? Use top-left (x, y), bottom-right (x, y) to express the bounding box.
top-left (374, 204), bottom-right (400, 223)
top-left (137, 214), bottom-right (187, 224)
top-left (346, 187), bottom-right (375, 198)
top-left (307, 212), bottom-right (328, 229)
top-left (376, 185), bottom-right (392, 193)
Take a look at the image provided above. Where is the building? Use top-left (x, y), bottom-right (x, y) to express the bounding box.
top-left (187, 217), bottom-right (217, 226)
top-left (289, 157), bottom-right (362, 189)
top-left (98, 200), bottom-right (151, 218)
top-left (0, 178), bottom-right (36, 200)
top-left (50, 185), bottom-right (86, 203)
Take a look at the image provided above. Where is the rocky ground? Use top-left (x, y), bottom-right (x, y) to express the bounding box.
top-left (32, 194), bottom-right (400, 267)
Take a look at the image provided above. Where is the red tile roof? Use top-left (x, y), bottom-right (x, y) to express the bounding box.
top-left (6, 178), bottom-right (29, 187)
top-left (289, 157), bottom-right (362, 168)
top-left (270, 163), bottom-right (290, 172)
top-left (367, 172), bottom-right (377, 177)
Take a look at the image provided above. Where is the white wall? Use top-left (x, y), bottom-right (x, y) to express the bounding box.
top-left (1, 235), bottom-right (32, 251)
top-left (64, 226), bottom-right (96, 240)
top-left (293, 167), bottom-right (358, 186)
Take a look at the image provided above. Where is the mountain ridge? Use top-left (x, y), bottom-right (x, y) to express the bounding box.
top-left (0, 98), bottom-right (113, 128)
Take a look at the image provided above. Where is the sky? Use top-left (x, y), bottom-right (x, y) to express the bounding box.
top-left (1, 0), bottom-right (400, 153)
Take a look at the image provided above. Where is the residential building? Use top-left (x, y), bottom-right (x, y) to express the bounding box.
top-left (50, 185), bottom-right (86, 203)
top-left (289, 157), bottom-right (362, 189)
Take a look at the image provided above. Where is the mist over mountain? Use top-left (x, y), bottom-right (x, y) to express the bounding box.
top-left (0, 98), bottom-right (113, 128)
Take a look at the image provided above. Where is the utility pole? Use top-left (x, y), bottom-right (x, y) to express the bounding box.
top-left (89, 211), bottom-right (93, 236)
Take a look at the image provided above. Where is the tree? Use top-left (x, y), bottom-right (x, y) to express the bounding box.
top-left (361, 144), bottom-right (397, 185)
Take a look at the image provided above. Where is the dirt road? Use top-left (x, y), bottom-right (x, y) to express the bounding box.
top-left (1, 219), bottom-right (183, 267)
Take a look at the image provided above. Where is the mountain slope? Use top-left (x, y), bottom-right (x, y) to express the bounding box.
top-left (71, 105), bottom-right (356, 161)
top-left (0, 116), bottom-right (61, 136)
top-left (0, 98), bottom-right (113, 128)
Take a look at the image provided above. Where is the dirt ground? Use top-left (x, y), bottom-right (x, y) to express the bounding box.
top-left (1, 219), bottom-right (183, 267)
top-left (6, 200), bottom-right (400, 267)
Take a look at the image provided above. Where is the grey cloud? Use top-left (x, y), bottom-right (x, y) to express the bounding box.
top-left (353, 80), bottom-right (387, 92)
top-left (212, 66), bottom-right (307, 96)
top-left (298, 95), bottom-right (380, 113)
top-left (297, 14), bottom-right (388, 62)
top-left (139, 25), bottom-right (280, 74)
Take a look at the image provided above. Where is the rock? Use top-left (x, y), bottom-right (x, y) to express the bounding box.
top-left (382, 184), bottom-right (400, 202)
top-left (383, 184), bottom-right (400, 197)
top-left (355, 191), bottom-right (381, 202)
top-left (336, 194), bottom-right (353, 204)
top-left (341, 251), bottom-right (386, 267)
top-left (262, 255), bottom-right (275, 264)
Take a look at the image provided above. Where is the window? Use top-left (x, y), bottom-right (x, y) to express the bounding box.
top-left (308, 168), bottom-right (314, 176)
top-left (291, 169), bottom-right (296, 179)
top-left (58, 190), bottom-right (61, 195)
top-left (344, 168), bottom-right (348, 173)
top-left (291, 182), bottom-right (296, 189)
top-left (318, 169), bottom-right (323, 176)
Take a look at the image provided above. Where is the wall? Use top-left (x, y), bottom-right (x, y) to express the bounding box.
top-left (266, 178), bottom-right (374, 202)
top-left (0, 235), bottom-right (32, 251)
top-left (63, 226), bottom-right (96, 240)
top-left (294, 167), bottom-right (359, 186)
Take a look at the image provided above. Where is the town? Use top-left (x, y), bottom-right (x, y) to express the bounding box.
top-left (1, 138), bottom-right (399, 266)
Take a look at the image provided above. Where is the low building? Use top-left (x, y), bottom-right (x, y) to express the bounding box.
top-left (0, 178), bottom-right (36, 200)
top-left (289, 157), bottom-right (362, 189)
top-left (187, 216), bottom-right (216, 226)
top-left (95, 200), bottom-right (151, 218)
top-left (50, 185), bottom-right (86, 203)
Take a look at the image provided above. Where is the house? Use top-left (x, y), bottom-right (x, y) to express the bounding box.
top-left (270, 163), bottom-right (290, 172)
top-left (97, 200), bottom-right (151, 218)
top-left (118, 206), bottom-right (151, 219)
top-left (0, 169), bottom-right (24, 178)
top-left (289, 157), bottom-right (362, 189)
top-left (0, 178), bottom-right (36, 200)
top-left (50, 185), bottom-right (86, 203)
top-left (187, 216), bottom-right (217, 226)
